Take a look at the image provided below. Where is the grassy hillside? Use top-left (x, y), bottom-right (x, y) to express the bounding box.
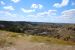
top-left (0, 30), bottom-right (75, 48)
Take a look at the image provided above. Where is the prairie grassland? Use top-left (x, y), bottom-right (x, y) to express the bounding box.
top-left (0, 30), bottom-right (75, 50)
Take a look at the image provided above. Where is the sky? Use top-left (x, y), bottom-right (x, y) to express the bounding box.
top-left (0, 0), bottom-right (75, 23)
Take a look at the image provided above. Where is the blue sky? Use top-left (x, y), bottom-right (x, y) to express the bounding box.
top-left (0, 0), bottom-right (75, 23)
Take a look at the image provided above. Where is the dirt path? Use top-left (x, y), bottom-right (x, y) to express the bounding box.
top-left (0, 38), bottom-right (75, 50)
top-left (0, 42), bottom-right (75, 50)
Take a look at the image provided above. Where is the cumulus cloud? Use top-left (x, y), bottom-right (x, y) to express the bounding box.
top-left (53, 0), bottom-right (69, 8)
top-left (3, 6), bottom-right (15, 11)
top-left (21, 8), bottom-right (35, 13)
top-left (31, 4), bottom-right (43, 9)
top-left (0, 1), bottom-right (5, 5)
top-left (11, 0), bottom-right (20, 3)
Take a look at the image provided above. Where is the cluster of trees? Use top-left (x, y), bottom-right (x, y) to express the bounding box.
top-left (0, 21), bottom-right (75, 42)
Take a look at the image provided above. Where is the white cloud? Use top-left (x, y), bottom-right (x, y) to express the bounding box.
top-left (31, 4), bottom-right (38, 9)
top-left (62, 9), bottom-right (75, 16)
top-left (25, 10), bottom-right (57, 22)
top-left (0, 10), bottom-right (7, 14)
top-left (53, 0), bottom-right (69, 8)
top-left (0, 10), bottom-right (26, 21)
top-left (47, 10), bottom-right (57, 15)
top-left (38, 4), bottom-right (43, 9)
top-left (25, 10), bottom-right (57, 19)
top-left (0, 10), bottom-right (16, 17)
top-left (6, 12), bottom-right (17, 17)
top-left (31, 9), bottom-right (75, 23)
top-left (11, 0), bottom-right (20, 3)
top-left (46, 9), bottom-right (75, 23)
top-left (3, 6), bottom-right (15, 11)
top-left (21, 8), bottom-right (35, 13)
top-left (37, 10), bottom-right (57, 17)
top-left (0, 1), bottom-right (5, 5)
top-left (31, 4), bottom-right (43, 9)
top-left (58, 9), bottom-right (75, 22)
